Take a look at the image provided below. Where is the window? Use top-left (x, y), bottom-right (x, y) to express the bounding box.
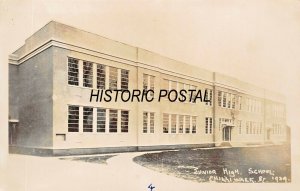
top-left (121, 69), bottom-right (129, 90)
top-left (68, 105), bottom-right (79, 132)
top-left (205, 118), bottom-right (209, 134)
top-left (190, 85), bottom-right (197, 103)
top-left (209, 118), bottom-right (213, 134)
top-left (143, 112), bottom-right (155, 133)
top-left (227, 93), bottom-right (231, 108)
top-left (178, 82), bottom-right (184, 101)
top-left (121, 110), bottom-right (129, 132)
top-left (171, 114), bottom-right (177, 133)
top-left (68, 58), bottom-right (79, 86)
top-left (205, 117), bottom-right (212, 134)
top-left (83, 61), bottom-right (93, 88)
top-left (109, 109), bottom-right (118, 133)
top-left (205, 89), bottom-right (213, 106)
top-left (97, 64), bottom-right (106, 89)
top-left (143, 74), bottom-right (155, 97)
top-left (192, 116), bottom-right (197, 133)
top-left (179, 115), bottom-right (184, 133)
top-left (238, 96), bottom-right (242, 110)
top-left (232, 95), bottom-right (235, 109)
top-left (97, 108), bottom-right (106, 132)
top-left (83, 107), bottom-right (93, 132)
top-left (185, 115), bottom-right (190, 133)
top-left (170, 81), bottom-right (177, 101)
top-left (223, 92), bottom-right (227, 107)
top-left (218, 91), bottom-right (222, 107)
top-left (143, 112), bottom-right (148, 133)
top-left (246, 121), bottom-right (249, 134)
top-left (109, 67), bottom-right (118, 90)
top-left (149, 113), bottom-right (154, 133)
top-left (238, 120), bottom-right (242, 134)
top-left (163, 114), bottom-right (169, 133)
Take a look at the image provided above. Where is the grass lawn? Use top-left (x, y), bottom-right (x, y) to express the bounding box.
top-left (133, 145), bottom-right (291, 183)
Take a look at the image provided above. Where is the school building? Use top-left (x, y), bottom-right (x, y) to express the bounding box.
top-left (8, 21), bottom-right (287, 156)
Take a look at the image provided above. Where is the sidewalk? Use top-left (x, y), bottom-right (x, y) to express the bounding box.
top-left (2, 152), bottom-right (200, 191)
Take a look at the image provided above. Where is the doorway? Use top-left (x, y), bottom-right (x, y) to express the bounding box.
top-left (222, 126), bottom-right (232, 141)
top-left (9, 122), bottom-right (18, 145)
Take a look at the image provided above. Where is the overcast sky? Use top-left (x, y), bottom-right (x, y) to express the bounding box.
top-left (1, 0), bottom-right (300, 140)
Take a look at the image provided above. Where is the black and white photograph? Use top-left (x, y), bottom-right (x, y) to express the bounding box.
top-left (0, 0), bottom-right (299, 190)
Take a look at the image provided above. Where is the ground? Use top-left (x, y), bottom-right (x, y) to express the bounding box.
top-left (1, 145), bottom-right (297, 191)
top-left (133, 145), bottom-right (291, 183)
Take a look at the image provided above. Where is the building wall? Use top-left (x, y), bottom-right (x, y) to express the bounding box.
top-left (52, 47), bottom-right (139, 149)
top-left (9, 48), bottom-right (53, 148)
top-left (9, 65), bottom-right (19, 120)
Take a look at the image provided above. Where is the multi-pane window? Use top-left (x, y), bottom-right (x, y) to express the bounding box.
top-left (170, 81), bottom-right (177, 101)
top-left (109, 109), bottom-right (118, 133)
top-left (185, 84), bottom-right (190, 102)
top-left (190, 85), bottom-right (197, 103)
top-left (185, 115), bottom-right (190, 133)
top-left (218, 91), bottom-right (222, 107)
top-left (109, 67), bottom-right (118, 90)
top-left (222, 92), bottom-right (227, 107)
top-left (238, 120), bottom-right (242, 134)
top-left (238, 96), bottom-right (242, 110)
top-left (121, 69), bottom-right (129, 90)
top-left (68, 58), bottom-right (79, 86)
top-left (179, 115), bottom-right (184, 133)
top-left (143, 112), bottom-right (155, 133)
top-left (143, 74), bottom-right (155, 98)
top-left (121, 110), bottom-right (129, 132)
top-left (97, 108), bottom-right (106, 132)
top-left (192, 116), bottom-right (197, 133)
top-left (171, 114), bottom-right (177, 133)
top-left (83, 61), bottom-right (93, 88)
top-left (205, 89), bottom-right (213, 106)
top-left (209, 117), bottom-right (213, 134)
top-left (68, 105), bottom-right (79, 132)
top-left (83, 107), bottom-right (93, 132)
top-left (149, 113), bottom-right (154, 133)
top-left (232, 95), bottom-right (236, 109)
top-left (178, 82), bottom-right (184, 101)
top-left (163, 114), bottom-right (169, 133)
top-left (227, 93), bottom-right (231, 108)
top-left (97, 64), bottom-right (106, 89)
top-left (205, 117), bottom-right (213, 134)
top-left (143, 112), bottom-right (148, 133)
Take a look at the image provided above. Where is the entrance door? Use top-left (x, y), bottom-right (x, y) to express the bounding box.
top-left (267, 129), bottom-right (271, 140)
top-left (222, 126), bottom-right (231, 141)
top-left (9, 122), bottom-right (18, 145)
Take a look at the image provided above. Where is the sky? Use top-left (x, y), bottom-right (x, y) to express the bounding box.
top-left (1, 0), bottom-right (300, 155)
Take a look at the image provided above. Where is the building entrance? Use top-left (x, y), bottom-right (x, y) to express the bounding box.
top-left (222, 126), bottom-right (232, 141)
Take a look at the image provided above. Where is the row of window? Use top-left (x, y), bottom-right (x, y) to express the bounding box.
top-left (68, 105), bottom-right (129, 133)
top-left (245, 98), bottom-right (262, 113)
top-left (68, 57), bottom-right (129, 90)
top-left (272, 123), bottom-right (283, 134)
top-left (217, 91), bottom-right (240, 110)
top-left (162, 114), bottom-right (197, 134)
top-left (267, 104), bottom-right (285, 118)
top-left (245, 121), bottom-right (263, 135)
top-left (162, 79), bottom-right (213, 105)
